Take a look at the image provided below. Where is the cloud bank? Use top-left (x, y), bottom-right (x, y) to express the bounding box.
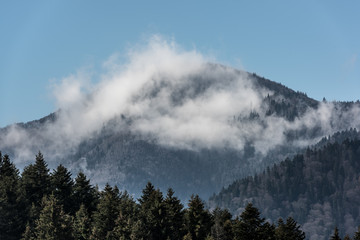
top-left (1, 35), bottom-right (360, 166)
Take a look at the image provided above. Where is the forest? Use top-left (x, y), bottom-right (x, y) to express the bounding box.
top-left (210, 134), bottom-right (360, 239)
top-left (1, 151), bottom-right (360, 239)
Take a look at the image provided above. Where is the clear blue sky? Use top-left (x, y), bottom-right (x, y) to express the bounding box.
top-left (1, 1), bottom-right (359, 127)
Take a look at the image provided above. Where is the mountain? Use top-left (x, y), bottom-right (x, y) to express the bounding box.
top-left (1, 64), bottom-right (359, 201)
top-left (209, 129), bottom-right (360, 239)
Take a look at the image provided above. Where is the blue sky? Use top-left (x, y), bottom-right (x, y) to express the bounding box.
top-left (0, 1), bottom-right (359, 127)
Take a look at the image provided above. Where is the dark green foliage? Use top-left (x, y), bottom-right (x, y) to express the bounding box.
top-left (210, 138), bottom-right (360, 239)
top-left (22, 223), bottom-right (34, 240)
top-left (34, 194), bottom-right (73, 240)
top-left (21, 152), bottom-right (51, 218)
top-left (260, 222), bottom-right (276, 240)
top-left (233, 203), bottom-right (264, 240)
top-left (111, 191), bottom-right (139, 239)
top-left (73, 171), bottom-right (98, 213)
top-left (183, 232), bottom-right (193, 240)
top-left (90, 184), bottom-right (121, 239)
top-left (73, 204), bottom-right (91, 240)
top-left (164, 188), bottom-right (185, 239)
top-left (0, 153), bottom-right (25, 240)
top-left (354, 226), bottom-right (360, 240)
top-left (185, 194), bottom-right (213, 240)
top-left (275, 217), bottom-right (305, 240)
top-left (50, 164), bottom-right (74, 213)
top-left (2, 151), bottom-right (360, 239)
top-left (343, 234), bottom-right (351, 240)
top-left (331, 227), bottom-right (341, 240)
top-left (211, 207), bottom-right (233, 240)
top-left (138, 182), bottom-right (167, 240)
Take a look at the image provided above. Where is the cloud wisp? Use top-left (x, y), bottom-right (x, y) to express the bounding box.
top-left (1, 35), bottom-right (360, 166)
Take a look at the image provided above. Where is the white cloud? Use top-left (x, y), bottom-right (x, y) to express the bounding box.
top-left (1, 35), bottom-right (360, 166)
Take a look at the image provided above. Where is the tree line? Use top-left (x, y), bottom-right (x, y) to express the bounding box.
top-left (210, 136), bottom-right (360, 239)
top-left (0, 151), bottom-right (357, 239)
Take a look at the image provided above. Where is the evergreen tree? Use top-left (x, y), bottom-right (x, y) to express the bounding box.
top-left (343, 234), bottom-right (351, 240)
top-left (21, 152), bottom-right (51, 218)
top-left (330, 227), bottom-right (342, 240)
top-left (275, 217), bottom-right (305, 240)
top-left (138, 182), bottom-right (167, 240)
top-left (21, 203), bottom-right (39, 239)
top-left (34, 194), bottom-right (73, 240)
top-left (211, 207), bottom-right (233, 240)
top-left (50, 164), bottom-right (74, 213)
top-left (275, 218), bottom-right (286, 240)
top-left (183, 232), bottom-right (193, 240)
top-left (130, 219), bottom-right (146, 240)
top-left (185, 194), bottom-right (213, 240)
top-left (0, 153), bottom-right (25, 240)
top-left (73, 171), bottom-right (98, 214)
top-left (22, 223), bottom-right (34, 240)
top-left (233, 203), bottom-right (264, 240)
top-left (90, 184), bottom-right (120, 239)
top-left (164, 188), bottom-right (185, 239)
top-left (73, 204), bottom-right (91, 240)
top-left (259, 222), bottom-right (276, 240)
top-left (138, 182), bottom-right (156, 207)
top-left (205, 235), bottom-right (215, 240)
top-left (354, 226), bottom-right (360, 240)
top-left (111, 211), bottom-right (135, 240)
top-left (111, 191), bottom-right (139, 239)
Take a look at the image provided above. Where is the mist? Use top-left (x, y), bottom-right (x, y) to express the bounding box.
top-left (1, 35), bottom-right (360, 167)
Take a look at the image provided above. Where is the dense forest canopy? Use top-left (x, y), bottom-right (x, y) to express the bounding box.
top-left (1, 150), bottom-right (360, 239)
top-left (210, 132), bottom-right (360, 239)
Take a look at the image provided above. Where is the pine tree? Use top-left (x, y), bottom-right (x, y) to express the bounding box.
top-left (233, 203), bottom-right (264, 240)
top-left (164, 188), bottom-right (185, 239)
top-left (0, 153), bottom-right (26, 240)
top-left (130, 219), bottom-right (146, 240)
top-left (21, 152), bottom-right (51, 213)
top-left (111, 211), bottom-right (134, 240)
top-left (185, 194), bottom-right (213, 240)
top-left (354, 226), bottom-right (360, 240)
top-left (275, 218), bottom-right (286, 240)
top-left (22, 222), bottom-right (35, 240)
top-left (343, 234), bottom-right (351, 240)
top-left (73, 204), bottom-right (91, 240)
top-left (90, 184), bottom-right (120, 239)
top-left (111, 191), bottom-right (139, 239)
top-left (330, 227), bottom-right (342, 240)
top-left (34, 194), bottom-right (73, 240)
top-left (259, 222), bottom-right (276, 240)
top-left (183, 232), bottom-right (193, 240)
top-left (50, 164), bottom-right (74, 213)
top-left (138, 182), bottom-right (167, 240)
top-left (138, 182), bottom-right (156, 207)
top-left (73, 171), bottom-right (98, 214)
top-left (211, 207), bottom-right (233, 240)
top-left (275, 217), bottom-right (305, 240)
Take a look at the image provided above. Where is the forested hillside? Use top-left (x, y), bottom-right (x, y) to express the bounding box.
top-left (3, 151), bottom-right (360, 240)
top-left (3, 67), bottom-right (360, 202)
top-left (210, 130), bottom-right (360, 239)
top-left (0, 151), bottom-right (305, 240)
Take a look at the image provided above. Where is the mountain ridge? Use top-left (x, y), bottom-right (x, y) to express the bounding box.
top-left (1, 64), bottom-right (359, 202)
top-left (209, 129), bottom-right (360, 239)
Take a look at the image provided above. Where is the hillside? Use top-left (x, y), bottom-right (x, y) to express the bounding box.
top-left (209, 129), bottom-right (360, 239)
top-left (1, 64), bottom-right (360, 200)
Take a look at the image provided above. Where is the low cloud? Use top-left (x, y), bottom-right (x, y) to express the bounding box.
top-left (1, 35), bottom-right (360, 166)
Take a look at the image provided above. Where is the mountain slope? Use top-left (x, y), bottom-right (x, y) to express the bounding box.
top-left (209, 129), bottom-right (360, 239)
top-left (1, 64), bottom-right (360, 201)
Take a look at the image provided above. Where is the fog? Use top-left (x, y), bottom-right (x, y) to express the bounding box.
top-left (1, 36), bottom-right (360, 166)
